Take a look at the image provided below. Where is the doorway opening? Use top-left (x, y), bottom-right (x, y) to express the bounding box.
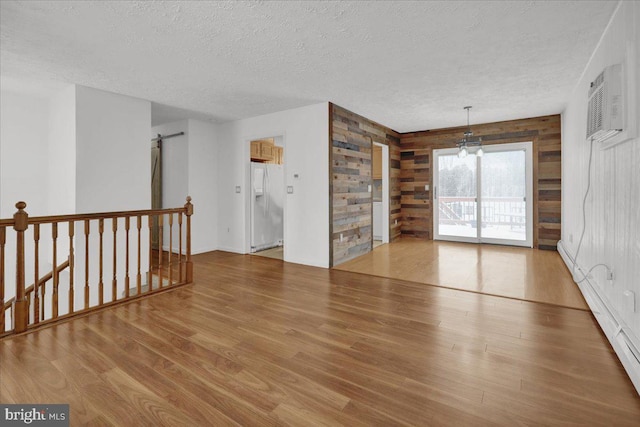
top-left (372, 142), bottom-right (390, 248)
top-left (150, 131), bottom-right (185, 251)
top-left (433, 141), bottom-right (533, 247)
top-left (249, 137), bottom-right (285, 260)
top-left (151, 138), bottom-right (162, 250)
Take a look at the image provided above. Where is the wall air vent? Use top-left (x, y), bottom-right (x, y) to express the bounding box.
top-left (586, 63), bottom-right (623, 142)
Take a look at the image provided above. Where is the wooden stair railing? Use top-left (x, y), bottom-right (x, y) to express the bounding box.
top-left (3, 257), bottom-right (70, 324)
top-left (0, 196), bottom-right (193, 337)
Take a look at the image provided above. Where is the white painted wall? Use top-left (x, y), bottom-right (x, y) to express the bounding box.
top-left (151, 119), bottom-right (218, 254)
top-left (47, 85), bottom-right (76, 216)
top-left (217, 102), bottom-right (329, 268)
top-left (1, 83), bottom-right (151, 216)
top-left (0, 88), bottom-right (53, 322)
top-left (0, 91), bottom-right (50, 216)
top-left (560, 1), bottom-right (640, 392)
top-left (186, 119), bottom-right (218, 254)
top-left (75, 85), bottom-right (151, 212)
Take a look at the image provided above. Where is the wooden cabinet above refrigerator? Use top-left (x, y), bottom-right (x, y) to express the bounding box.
top-left (251, 138), bottom-right (283, 164)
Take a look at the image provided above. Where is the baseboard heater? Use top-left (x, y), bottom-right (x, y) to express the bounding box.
top-left (558, 240), bottom-right (640, 395)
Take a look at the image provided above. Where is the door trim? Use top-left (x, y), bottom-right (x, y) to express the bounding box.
top-left (372, 142), bottom-right (390, 244)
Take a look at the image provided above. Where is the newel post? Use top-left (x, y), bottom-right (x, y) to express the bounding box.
top-left (184, 196), bottom-right (194, 283)
top-left (13, 201), bottom-right (29, 333)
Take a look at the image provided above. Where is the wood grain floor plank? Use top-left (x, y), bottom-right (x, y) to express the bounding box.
top-left (273, 353), bottom-right (434, 426)
top-left (101, 367), bottom-right (200, 426)
top-left (86, 314), bottom-right (275, 426)
top-left (78, 326), bottom-right (236, 426)
top-left (340, 400), bottom-right (414, 427)
top-left (1, 338), bottom-right (73, 403)
top-left (1, 250), bottom-right (638, 426)
top-left (82, 415), bottom-right (116, 427)
top-left (50, 355), bottom-right (113, 426)
top-left (519, 378), bottom-right (640, 419)
top-left (335, 238), bottom-right (589, 310)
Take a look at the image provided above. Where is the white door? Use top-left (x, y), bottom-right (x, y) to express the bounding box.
top-left (433, 142), bottom-right (533, 247)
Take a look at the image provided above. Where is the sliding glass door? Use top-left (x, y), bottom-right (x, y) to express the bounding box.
top-left (434, 142), bottom-right (533, 247)
top-left (433, 151), bottom-right (478, 238)
top-left (480, 149), bottom-right (528, 243)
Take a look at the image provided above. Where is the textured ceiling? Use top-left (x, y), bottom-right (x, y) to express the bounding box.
top-left (1, 1), bottom-right (617, 131)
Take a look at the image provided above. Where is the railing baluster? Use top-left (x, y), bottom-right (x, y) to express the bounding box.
top-left (112, 218), bottom-right (117, 302)
top-left (41, 251), bottom-right (46, 320)
top-left (168, 213), bottom-right (173, 285)
top-left (33, 224), bottom-right (40, 324)
top-left (68, 221), bottom-right (74, 314)
top-left (26, 292), bottom-right (31, 324)
top-left (136, 215), bottom-right (142, 295)
top-left (158, 214), bottom-right (163, 289)
top-left (178, 213), bottom-right (183, 283)
top-left (148, 216), bottom-right (153, 292)
top-left (99, 219), bottom-right (104, 305)
top-left (125, 217), bottom-right (130, 299)
top-left (185, 197), bottom-right (193, 283)
top-left (84, 220), bottom-right (90, 309)
top-left (52, 222), bottom-right (58, 320)
top-left (0, 226), bottom-right (5, 333)
top-left (13, 202), bottom-right (29, 332)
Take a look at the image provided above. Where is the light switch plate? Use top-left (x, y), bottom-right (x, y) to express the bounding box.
top-left (623, 290), bottom-right (636, 313)
top-left (425, 184), bottom-right (429, 191)
top-left (287, 186), bottom-right (294, 194)
top-left (235, 186), bottom-right (241, 193)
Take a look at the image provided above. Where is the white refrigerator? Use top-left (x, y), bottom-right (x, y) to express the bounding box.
top-left (250, 162), bottom-right (284, 252)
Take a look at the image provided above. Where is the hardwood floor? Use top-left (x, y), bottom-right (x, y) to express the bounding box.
top-left (251, 246), bottom-right (284, 260)
top-left (334, 238), bottom-right (589, 310)
top-left (2, 251), bottom-right (639, 425)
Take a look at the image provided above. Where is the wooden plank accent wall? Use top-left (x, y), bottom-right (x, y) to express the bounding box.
top-left (400, 114), bottom-right (561, 250)
top-left (330, 104), bottom-right (401, 266)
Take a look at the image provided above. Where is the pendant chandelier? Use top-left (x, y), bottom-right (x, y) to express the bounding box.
top-left (457, 106), bottom-right (483, 158)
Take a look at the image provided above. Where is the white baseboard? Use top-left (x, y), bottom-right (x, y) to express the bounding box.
top-left (216, 245), bottom-right (245, 254)
top-left (284, 256), bottom-right (329, 269)
top-left (558, 240), bottom-right (640, 395)
top-left (191, 245), bottom-right (218, 255)
top-left (161, 245), bottom-right (217, 254)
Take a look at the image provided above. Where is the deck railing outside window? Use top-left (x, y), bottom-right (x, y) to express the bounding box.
top-left (438, 197), bottom-right (526, 228)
